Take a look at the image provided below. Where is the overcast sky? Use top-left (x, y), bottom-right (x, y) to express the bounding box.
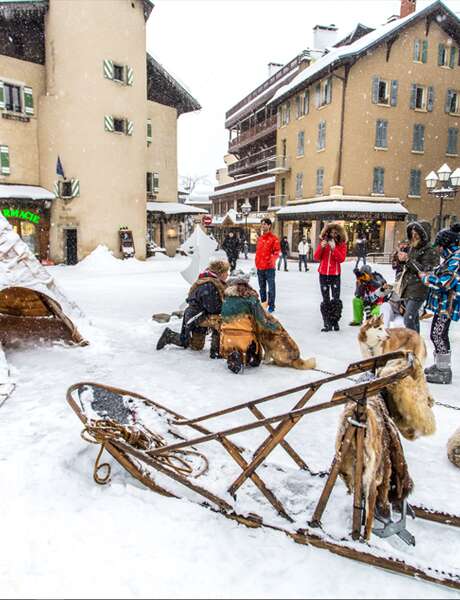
top-left (146, 0), bottom-right (460, 193)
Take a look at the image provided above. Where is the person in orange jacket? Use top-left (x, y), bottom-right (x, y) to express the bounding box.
top-left (313, 222), bottom-right (348, 331)
top-left (255, 218), bottom-right (281, 313)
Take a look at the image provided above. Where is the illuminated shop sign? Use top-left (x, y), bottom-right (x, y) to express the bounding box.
top-left (2, 208), bottom-right (41, 224)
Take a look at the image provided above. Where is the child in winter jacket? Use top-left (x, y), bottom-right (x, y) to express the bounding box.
top-left (349, 265), bottom-right (389, 326)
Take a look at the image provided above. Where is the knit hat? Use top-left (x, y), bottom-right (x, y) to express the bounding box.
top-left (227, 270), bottom-right (251, 286)
top-left (208, 259), bottom-right (230, 276)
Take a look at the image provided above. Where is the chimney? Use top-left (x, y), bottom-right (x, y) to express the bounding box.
top-left (400, 0), bottom-right (416, 19)
top-left (268, 62), bottom-right (283, 78)
top-left (313, 24), bottom-right (339, 51)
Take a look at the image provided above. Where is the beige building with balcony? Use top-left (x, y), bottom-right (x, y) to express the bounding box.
top-left (0, 0), bottom-right (200, 263)
top-left (269, 0), bottom-right (460, 255)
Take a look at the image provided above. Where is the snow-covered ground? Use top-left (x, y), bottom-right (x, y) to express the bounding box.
top-left (1, 249), bottom-right (459, 599)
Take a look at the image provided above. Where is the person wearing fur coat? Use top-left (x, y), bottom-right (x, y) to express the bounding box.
top-left (220, 272), bottom-right (278, 374)
top-left (313, 222), bottom-right (348, 331)
top-left (156, 259), bottom-right (230, 357)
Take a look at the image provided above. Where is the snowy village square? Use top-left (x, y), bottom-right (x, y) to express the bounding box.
top-left (2, 0), bottom-right (460, 598)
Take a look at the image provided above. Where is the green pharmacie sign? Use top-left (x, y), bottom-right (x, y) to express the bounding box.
top-left (2, 208), bottom-right (41, 224)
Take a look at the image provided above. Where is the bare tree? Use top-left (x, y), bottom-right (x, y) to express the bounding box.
top-left (180, 174), bottom-right (211, 198)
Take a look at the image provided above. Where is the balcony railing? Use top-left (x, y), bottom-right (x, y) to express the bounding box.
top-left (228, 145), bottom-right (276, 177)
top-left (268, 194), bottom-right (288, 209)
top-left (266, 156), bottom-right (291, 173)
top-left (229, 115), bottom-right (277, 152)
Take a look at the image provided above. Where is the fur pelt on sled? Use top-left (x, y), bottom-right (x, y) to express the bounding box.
top-left (336, 395), bottom-right (413, 540)
top-left (447, 427), bottom-right (460, 469)
top-left (378, 358), bottom-right (436, 441)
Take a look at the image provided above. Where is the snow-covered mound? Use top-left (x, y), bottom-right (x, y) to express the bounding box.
top-left (75, 245), bottom-right (143, 274)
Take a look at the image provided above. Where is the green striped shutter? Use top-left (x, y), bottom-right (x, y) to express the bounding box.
top-left (71, 179), bottom-right (80, 198)
top-left (147, 119), bottom-right (152, 145)
top-left (413, 39), bottom-right (420, 61)
top-left (103, 59), bottom-right (114, 80)
top-left (422, 40), bottom-right (428, 63)
top-left (427, 86), bottom-right (434, 112)
top-left (0, 81), bottom-right (4, 110)
top-left (390, 80), bottom-right (398, 107)
top-left (53, 181), bottom-right (59, 197)
top-left (104, 115), bottom-right (114, 132)
top-left (371, 76), bottom-right (379, 104)
top-left (126, 66), bottom-right (134, 86)
top-left (153, 172), bottom-right (159, 191)
top-left (438, 43), bottom-right (445, 66)
top-left (0, 146), bottom-right (10, 175)
top-left (127, 120), bottom-right (134, 136)
top-left (450, 47), bottom-right (457, 69)
top-left (446, 89), bottom-right (454, 113)
top-left (23, 86), bottom-right (34, 115)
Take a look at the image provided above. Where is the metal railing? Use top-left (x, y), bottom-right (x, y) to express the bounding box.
top-left (266, 156), bottom-right (290, 172)
top-left (228, 146), bottom-right (276, 177)
top-left (229, 115), bottom-right (277, 151)
top-left (268, 194), bottom-right (288, 208)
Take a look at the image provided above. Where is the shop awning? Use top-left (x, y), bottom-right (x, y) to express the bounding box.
top-left (0, 184), bottom-right (55, 201)
top-left (277, 200), bottom-right (408, 221)
top-left (146, 202), bottom-right (207, 215)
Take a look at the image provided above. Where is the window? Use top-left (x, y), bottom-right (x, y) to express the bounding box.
top-left (446, 89), bottom-right (460, 114)
top-left (317, 120), bottom-right (326, 150)
top-left (373, 167), bottom-right (385, 194)
top-left (409, 169), bottom-right (421, 197)
top-left (371, 77), bottom-right (398, 106)
top-left (412, 124), bottom-right (425, 152)
top-left (302, 90), bottom-right (309, 116)
top-left (296, 90), bottom-right (309, 118)
top-left (4, 83), bottom-right (21, 113)
top-left (146, 172), bottom-right (160, 195)
top-left (375, 119), bottom-right (388, 148)
top-left (296, 131), bottom-right (305, 156)
top-left (295, 172), bottom-right (303, 198)
top-left (438, 43), bottom-right (448, 66)
top-left (410, 84), bottom-right (434, 111)
top-left (316, 168), bottom-right (324, 195)
top-left (280, 101), bottom-right (290, 126)
top-left (295, 95), bottom-right (302, 119)
top-left (113, 64), bottom-right (125, 83)
top-left (413, 39), bottom-right (428, 63)
top-left (316, 77), bottom-right (332, 108)
top-left (0, 145), bottom-right (10, 176)
top-left (447, 127), bottom-right (459, 155)
top-left (60, 181), bottom-right (73, 198)
top-left (147, 119), bottom-right (152, 146)
top-left (113, 118), bottom-right (125, 133)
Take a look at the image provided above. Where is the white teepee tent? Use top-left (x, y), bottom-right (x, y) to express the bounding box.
top-left (180, 225), bottom-right (226, 284)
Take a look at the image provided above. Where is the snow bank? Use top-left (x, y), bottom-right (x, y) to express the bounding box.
top-left (75, 245), bottom-right (143, 274)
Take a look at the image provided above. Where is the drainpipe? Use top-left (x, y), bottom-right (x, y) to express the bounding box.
top-left (335, 64), bottom-right (350, 186)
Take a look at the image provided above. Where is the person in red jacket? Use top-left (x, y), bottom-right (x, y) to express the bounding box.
top-left (255, 218), bottom-right (281, 313)
top-left (313, 222), bottom-right (348, 331)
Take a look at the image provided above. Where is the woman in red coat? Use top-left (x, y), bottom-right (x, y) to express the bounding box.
top-left (313, 222), bottom-right (348, 331)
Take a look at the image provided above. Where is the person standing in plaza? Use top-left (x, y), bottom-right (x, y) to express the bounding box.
top-left (222, 231), bottom-right (240, 272)
top-left (298, 236), bottom-right (310, 271)
top-left (313, 222), bottom-right (348, 332)
top-left (255, 218), bottom-right (280, 313)
top-left (354, 233), bottom-right (367, 269)
top-left (277, 236), bottom-right (290, 271)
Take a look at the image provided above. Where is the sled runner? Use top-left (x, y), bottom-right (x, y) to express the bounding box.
top-left (67, 351), bottom-right (460, 592)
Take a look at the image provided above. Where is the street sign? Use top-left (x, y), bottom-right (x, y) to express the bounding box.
top-left (202, 215), bottom-right (212, 226)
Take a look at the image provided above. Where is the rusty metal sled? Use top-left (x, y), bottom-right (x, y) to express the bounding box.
top-left (67, 351), bottom-right (460, 592)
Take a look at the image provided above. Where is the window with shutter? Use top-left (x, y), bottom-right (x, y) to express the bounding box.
top-left (295, 172), bottom-right (303, 198)
top-left (409, 169), bottom-right (421, 196)
top-left (413, 39), bottom-right (421, 62)
top-left (315, 83), bottom-right (321, 108)
top-left (0, 145), bottom-right (10, 176)
top-left (113, 64), bottom-right (125, 83)
top-left (126, 120), bottom-right (134, 136)
top-left (103, 59), bottom-right (114, 80)
top-left (126, 66), bottom-right (134, 86)
top-left (303, 90), bottom-right (309, 115)
top-left (0, 81), bottom-right (4, 110)
top-left (422, 40), bottom-right (428, 63)
top-left (411, 84), bottom-right (428, 110)
top-left (147, 119), bottom-right (152, 146)
top-left (427, 86), bottom-right (434, 112)
top-left (316, 168), bottom-right (324, 195)
top-left (104, 115), bottom-right (114, 132)
top-left (373, 167), bottom-right (384, 194)
top-left (450, 47), bottom-right (458, 69)
top-left (412, 124), bottom-right (425, 152)
top-left (4, 83), bottom-right (22, 113)
top-left (23, 86), bottom-right (33, 115)
top-left (113, 118), bottom-right (125, 133)
top-left (447, 127), bottom-right (459, 155)
top-left (153, 172), bottom-right (159, 191)
top-left (446, 89), bottom-right (459, 114)
top-left (295, 95), bottom-right (302, 119)
top-left (317, 121), bottom-right (326, 150)
top-left (438, 43), bottom-right (448, 66)
top-left (297, 131), bottom-right (305, 156)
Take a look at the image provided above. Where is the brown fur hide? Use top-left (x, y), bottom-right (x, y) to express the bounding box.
top-left (447, 427), bottom-right (460, 469)
top-left (336, 395), bottom-right (413, 540)
top-left (378, 358), bottom-right (436, 440)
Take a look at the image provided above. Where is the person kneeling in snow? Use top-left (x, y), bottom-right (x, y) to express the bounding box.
top-left (156, 260), bottom-right (230, 358)
top-left (349, 265), bottom-right (389, 326)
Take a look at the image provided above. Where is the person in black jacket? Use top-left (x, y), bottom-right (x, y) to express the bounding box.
top-left (156, 260), bottom-right (230, 357)
top-left (222, 232), bottom-right (240, 272)
top-left (277, 236), bottom-right (290, 271)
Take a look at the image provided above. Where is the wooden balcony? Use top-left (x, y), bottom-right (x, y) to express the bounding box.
top-left (229, 115), bottom-right (277, 153)
top-left (228, 146), bottom-right (276, 178)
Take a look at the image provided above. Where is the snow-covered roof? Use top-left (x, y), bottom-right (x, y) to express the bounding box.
top-left (146, 202), bottom-right (207, 215)
top-left (277, 200), bottom-right (408, 220)
top-left (270, 0), bottom-right (458, 107)
top-left (0, 184), bottom-right (54, 201)
top-left (212, 208), bottom-right (264, 226)
top-left (210, 177), bottom-right (275, 199)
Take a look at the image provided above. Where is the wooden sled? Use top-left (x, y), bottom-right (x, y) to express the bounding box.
top-left (67, 351), bottom-right (460, 592)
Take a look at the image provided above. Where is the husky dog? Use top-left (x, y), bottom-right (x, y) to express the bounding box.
top-left (378, 359), bottom-right (436, 440)
top-left (336, 395), bottom-right (413, 540)
top-left (358, 314), bottom-right (427, 366)
top-left (258, 311), bottom-right (316, 370)
top-left (447, 427), bottom-right (460, 469)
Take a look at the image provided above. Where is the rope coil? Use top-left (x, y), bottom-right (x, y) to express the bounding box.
top-left (81, 418), bottom-right (209, 484)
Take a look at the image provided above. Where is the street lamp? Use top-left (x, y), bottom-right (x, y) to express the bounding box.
top-left (425, 163), bottom-right (460, 232)
top-left (241, 199), bottom-right (252, 250)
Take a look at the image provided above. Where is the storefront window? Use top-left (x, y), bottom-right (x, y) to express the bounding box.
top-left (344, 220), bottom-right (384, 255)
top-left (20, 221), bottom-right (38, 255)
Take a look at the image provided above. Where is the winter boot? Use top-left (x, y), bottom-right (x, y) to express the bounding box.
top-left (424, 355), bottom-right (438, 377)
top-left (320, 301), bottom-right (332, 332)
top-left (156, 327), bottom-right (183, 350)
top-left (330, 299), bottom-right (343, 332)
top-left (247, 341), bottom-right (261, 368)
top-left (426, 353), bottom-right (452, 385)
top-left (227, 350), bottom-right (243, 374)
top-left (209, 330), bottom-right (221, 359)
